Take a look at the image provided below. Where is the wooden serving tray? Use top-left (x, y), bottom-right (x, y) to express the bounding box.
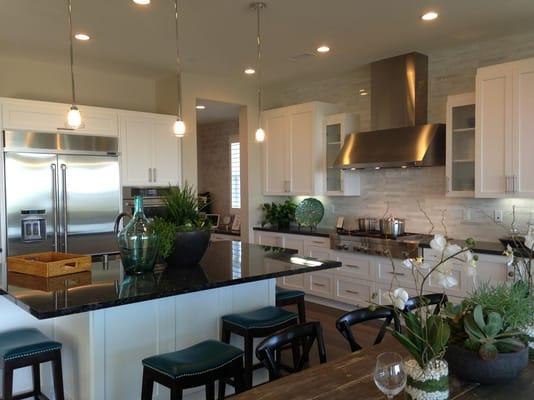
top-left (8, 271), bottom-right (92, 292)
top-left (8, 252), bottom-right (92, 278)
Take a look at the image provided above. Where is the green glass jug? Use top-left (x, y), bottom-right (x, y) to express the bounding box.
top-left (116, 196), bottom-right (159, 275)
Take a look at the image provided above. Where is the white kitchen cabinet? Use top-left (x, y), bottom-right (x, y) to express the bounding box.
top-left (446, 93), bottom-right (476, 197)
top-left (211, 233), bottom-right (241, 242)
top-left (254, 231), bottom-right (283, 247)
top-left (120, 112), bottom-right (181, 187)
top-left (513, 58), bottom-right (534, 196)
top-left (262, 102), bottom-right (339, 196)
top-left (307, 271), bottom-right (334, 298)
top-left (0, 97), bottom-right (119, 136)
top-left (475, 57), bottom-right (534, 198)
top-left (334, 276), bottom-right (375, 308)
top-left (324, 113), bottom-right (360, 196)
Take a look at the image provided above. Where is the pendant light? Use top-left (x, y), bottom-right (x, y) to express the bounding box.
top-left (173, 0), bottom-right (185, 138)
top-left (251, 2), bottom-right (266, 143)
top-left (65, 0), bottom-right (83, 129)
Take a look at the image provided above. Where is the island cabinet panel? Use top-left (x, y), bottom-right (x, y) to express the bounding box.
top-left (51, 280), bottom-right (276, 400)
top-left (262, 102), bottom-right (339, 196)
top-left (120, 112), bottom-right (181, 187)
top-left (0, 97), bottom-right (119, 136)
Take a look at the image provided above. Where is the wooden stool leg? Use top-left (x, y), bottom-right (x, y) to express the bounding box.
top-left (205, 382), bottom-right (215, 400)
top-left (233, 360), bottom-right (245, 395)
top-left (51, 351), bottom-right (65, 400)
top-left (141, 368), bottom-right (154, 400)
top-left (243, 334), bottom-right (254, 390)
top-left (3, 364), bottom-right (14, 400)
top-left (297, 298), bottom-right (307, 323)
top-left (170, 385), bottom-right (183, 400)
top-left (217, 379), bottom-right (226, 400)
top-left (32, 363), bottom-right (41, 397)
top-left (221, 324), bottom-right (231, 344)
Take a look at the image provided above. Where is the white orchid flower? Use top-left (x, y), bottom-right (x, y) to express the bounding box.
top-left (384, 288), bottom-right (410, 310)
top-left (464, 250), bottom-right (478, 277)
top-left (430, 234), bottom-right (447, 253)
top-left (402, 257), bottom-right (430, 270)
top-left (504, 245), bottom-right (515, 267)
top-left (444, 243), bottom-right (463, 258)
top-left (433, 264), bottom-right (458, 288)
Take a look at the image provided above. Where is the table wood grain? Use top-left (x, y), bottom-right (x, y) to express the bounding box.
top-left (234, 342), bottom-right (534, 400)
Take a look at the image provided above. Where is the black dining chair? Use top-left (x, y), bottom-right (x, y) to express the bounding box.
top-left (404, 293), bottom-right (448, 314)
top-left (255, 321), bottom-right (327, 381)
top-left (335, 306), bottom-right (401, 352)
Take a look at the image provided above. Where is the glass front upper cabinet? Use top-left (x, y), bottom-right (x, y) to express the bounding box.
top-left (324, 113), bottom-right (360, 196)
top-left (446, 93), bottom-right (476, 197)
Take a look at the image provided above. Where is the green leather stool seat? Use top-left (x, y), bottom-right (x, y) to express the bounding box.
top-left (276, 287), bottom-right (305, 303)
top-left (142, 340), bottom-right (243, 380)
top-left (222, 306), bottom-right (298, 330)
top-left (0, 328), bottom-right (62, 366)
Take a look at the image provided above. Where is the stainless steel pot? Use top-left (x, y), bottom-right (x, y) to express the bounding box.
top-left (379, 218), bottom-right (405, 237)
top-left (358, 218), bottom-right (378, 232)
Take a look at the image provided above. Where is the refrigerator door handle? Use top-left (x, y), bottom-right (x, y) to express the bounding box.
top-left (61, 163), bottom-right (68, 253)
top-left (51, 163), bottom-right (59, 252)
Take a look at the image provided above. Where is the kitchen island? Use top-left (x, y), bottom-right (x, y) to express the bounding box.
top-left (0, 241), bottom-right (340, 400)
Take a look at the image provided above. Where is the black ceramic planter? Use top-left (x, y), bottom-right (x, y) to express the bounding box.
top-left (165, 229), bottom-right (211, 267)
top-left (445, 344), bottom-right (529, 384)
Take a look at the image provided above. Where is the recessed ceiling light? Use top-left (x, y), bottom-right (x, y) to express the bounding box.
top-left (317, 45), bottom-right (330, 53)
top-left (133, 0), bottom-right (150, 5)
top-left (244, 68), bottom-right (256, 75)
top-left (196, 105), bottom-right (206, 110)
top-left (359, 89), bottom-right (369, 96)
top-left (421, 11), bottom-right (439, 21)
top-left (74, 33), bottom-right (90, 41)
top-left (375, 166), bottom-right (381, 170)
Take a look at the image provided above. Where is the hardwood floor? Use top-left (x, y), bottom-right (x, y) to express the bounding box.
top-left (282, 301), bottom-right (398, 364)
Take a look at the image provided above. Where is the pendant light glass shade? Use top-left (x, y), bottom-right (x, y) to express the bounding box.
top-left (67, 105), bottom-right (82, 129)
top-left (255, 127), bottom-right (265, 142)
top-left (174, 119), bottom-right (186, 138)
top-left (65, 0), bottom-right (83, 129)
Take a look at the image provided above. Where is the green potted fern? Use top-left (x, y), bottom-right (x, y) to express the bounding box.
top-left (152, 183), bottom-right (211, 267)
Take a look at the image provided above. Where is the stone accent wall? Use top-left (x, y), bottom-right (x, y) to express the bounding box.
top-left (197, 120), bottom-right (239, 218)
top-left (263, 29), bottom-right (534, 241)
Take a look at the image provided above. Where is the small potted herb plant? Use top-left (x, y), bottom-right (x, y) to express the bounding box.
top-left (261, 200), bottom-right (297, 230)
top-left (444, 282), bottom-right (531, 384)
top-left (152, 183), bottom-right (211, 267)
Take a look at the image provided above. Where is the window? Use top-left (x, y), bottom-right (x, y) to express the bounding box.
top-left (230, 142), bottom-right (241, 209)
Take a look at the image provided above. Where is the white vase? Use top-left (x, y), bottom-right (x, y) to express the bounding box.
top-left (404, 359), bottom-right (449, 400)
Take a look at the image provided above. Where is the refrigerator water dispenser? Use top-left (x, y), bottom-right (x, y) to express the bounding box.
top-left (20, 210), bottom-right (46, 242)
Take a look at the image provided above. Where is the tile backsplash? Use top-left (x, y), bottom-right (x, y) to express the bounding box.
top-left (297, 167), bottom-right (534, 242)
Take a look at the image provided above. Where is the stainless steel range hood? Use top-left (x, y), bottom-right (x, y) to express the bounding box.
top-left (334, 52), bottom-right (445, 169)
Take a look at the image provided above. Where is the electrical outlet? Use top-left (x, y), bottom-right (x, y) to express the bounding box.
top-left (494, 209), bottom-right (503, 223)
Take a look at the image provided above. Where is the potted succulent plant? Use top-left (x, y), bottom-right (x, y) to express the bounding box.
top-left (261, 200), bottom-right (297, 230)
top-left (383, 234), bottom-right (477, 400)
top-left (445, 301), bottom-right (529, 384)
top-left (152, 183), bottom-right (211, 267)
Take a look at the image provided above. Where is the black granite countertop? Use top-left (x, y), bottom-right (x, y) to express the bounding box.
top-left (2, 242), bottom-right (340, 320)
top-left (212, 228), bottom-right (241, 237)
top-left (418, 237), bottom-right (505, 256)
top-left (253, 226), bottom-right (334, 238)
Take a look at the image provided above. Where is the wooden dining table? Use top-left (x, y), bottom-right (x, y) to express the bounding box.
top-left (233, 342), bottom-right (534, 400)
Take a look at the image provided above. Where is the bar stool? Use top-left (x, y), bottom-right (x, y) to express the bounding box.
top-left (141, 340), bottom-right (244, 400)
top-left (275, 287), bottom-right (307, 323)
top-left (0, 328), bottom-right (64, 400)
top-left (221, 306), bottom-right (298, 390)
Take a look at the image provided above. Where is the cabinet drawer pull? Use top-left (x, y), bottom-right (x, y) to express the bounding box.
top-left (345, 264), bottom-right (360, 269)
top-left (311, 240), bottom-right (325, 245)
top-left (313, 282), bottom-right (327, 287)
top-left (345, 289), bottom-right (359, 295)
top-left (388, 271), bottom-right (406, 277)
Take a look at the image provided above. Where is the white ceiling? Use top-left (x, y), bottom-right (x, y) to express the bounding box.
top-left (196, 99), bottom-right (241, 124)
top-left (2, 0), bottom-right (534, 84)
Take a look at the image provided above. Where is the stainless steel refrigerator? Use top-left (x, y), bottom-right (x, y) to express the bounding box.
top-left (3, 130), bottom-right (121, 257)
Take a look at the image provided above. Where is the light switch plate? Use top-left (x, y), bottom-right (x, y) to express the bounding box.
top-left (494, 209), bottom-right (503, 223)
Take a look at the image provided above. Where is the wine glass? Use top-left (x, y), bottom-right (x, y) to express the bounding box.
top-left (373, 352), bottom-right (407, 399)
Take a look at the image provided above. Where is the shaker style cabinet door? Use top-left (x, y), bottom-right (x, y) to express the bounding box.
top-left (475, 64), bottom-right (513, 198)
top-left (120, 117), bottom-right (154, 186)
top-left (263, 111), bottom-right (290, 195)
top-left (512, 58), bottom-right (534, 197)
top-left (152, 118), bottom-right (181, 186)
top-left (289, 110), bottom-right (314, 195)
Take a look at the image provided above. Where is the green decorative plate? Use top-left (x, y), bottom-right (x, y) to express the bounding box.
top-left (295, 198), bottom-right (324, 228)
